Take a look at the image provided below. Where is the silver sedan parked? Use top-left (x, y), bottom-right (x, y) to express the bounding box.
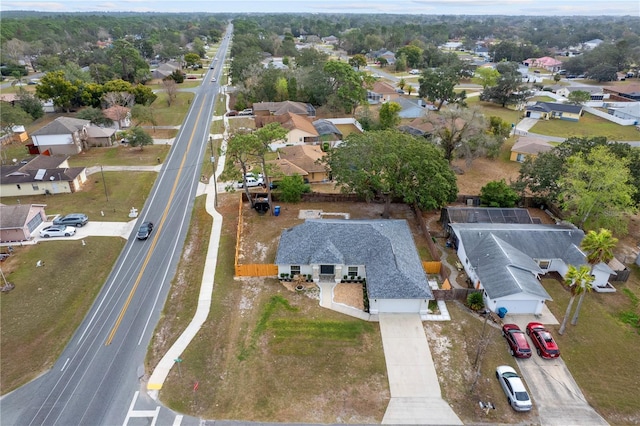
top-left (495, 365), bottom-right (533, 412)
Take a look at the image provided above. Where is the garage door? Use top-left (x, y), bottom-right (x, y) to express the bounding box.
top-left (26, 213), bottom-right (43, 233)
top-left (496, 299), bottom-right (540, 315)
top-left (376, 299), bottom-right (422, 314)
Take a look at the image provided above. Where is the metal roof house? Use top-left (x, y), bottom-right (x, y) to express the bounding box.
top-left (449, 223), bottom-right (616, 315)
top-left (275, 219), bottom-right (433, 315)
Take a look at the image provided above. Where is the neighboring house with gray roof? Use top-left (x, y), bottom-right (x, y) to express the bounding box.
top-left (30, 117), bottom-right (90, 155)
top-left (449, 223), bottom-right (616, 314)
top-left (0, 204), bottom-right (47, 243)
top-left (525, 102), bottom-right (583, 121)
top-left (275, 219), bottom-right (433, 315)
top-left (0, 155), bottom-right (87, 197)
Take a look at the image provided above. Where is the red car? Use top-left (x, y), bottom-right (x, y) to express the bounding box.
top-left (502, 324), bottom-right (532, 358)
top-left (526, 322), bottom-right (560, 359)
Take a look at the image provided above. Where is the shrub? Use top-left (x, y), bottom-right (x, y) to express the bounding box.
top-left (467, 292), bottom-right (484, 311)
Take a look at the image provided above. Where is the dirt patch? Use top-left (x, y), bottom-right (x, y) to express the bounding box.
top-left (334, 283), bottom-right (365, 310)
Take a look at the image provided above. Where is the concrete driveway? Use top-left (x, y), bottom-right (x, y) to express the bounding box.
top-left (379, 313), bottom-right (462, 425)
top-left (506, 313), bottom-right (609, 426)
top-left (34, 220), bottom-right (137, 242)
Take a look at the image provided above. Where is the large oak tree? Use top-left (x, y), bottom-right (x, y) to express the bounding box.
top-left (323, 130), bottom-right (458, 218)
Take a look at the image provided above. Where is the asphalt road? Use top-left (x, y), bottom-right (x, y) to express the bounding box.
top-left (0, 27), bottom-right (233, 426)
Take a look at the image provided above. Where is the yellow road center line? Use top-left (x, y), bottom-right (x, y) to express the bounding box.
top-left (105, 95), bottom-right (209, 345)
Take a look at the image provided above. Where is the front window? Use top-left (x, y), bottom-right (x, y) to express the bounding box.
top-left (32, 184), bottom-right (39, 190)
top-left (348, 266), bottom-right (358, 277)
top-left (290, 265), bottom-right (301, 276)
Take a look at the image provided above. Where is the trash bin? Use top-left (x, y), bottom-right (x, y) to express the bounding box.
top-left (274, 206), bottom-right (281, 217)
top-left (497, 307), bottom-right (508, 318)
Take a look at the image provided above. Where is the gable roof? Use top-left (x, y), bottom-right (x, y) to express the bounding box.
top-left (450, 223), bottom-right (587, 268)
top-left (252, 101), bottom-right (315, 116)
top-left (371, 81), bottom-right (397, 95)
top-left (511, 136), bottom-right (553, 155)
top-left (265, 158), bottom-right (309, 177)
top-left (31, 117), bottom-right (89, 136)
top-left (276, 219), bottom-right (432, 299)
top-left (471, 234), bottom-right (550, 299)
top-left (526, 102), bottom-right (582, 114)
top-left (278, 144), bottom-right (325, 173)
top-left (0, 204), bottom-right (44, 229)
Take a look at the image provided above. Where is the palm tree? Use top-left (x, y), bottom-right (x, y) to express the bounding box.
top-left (572, 228), bottom-right (618, 325)
top-left (559, 265), bottom-right (594, 335)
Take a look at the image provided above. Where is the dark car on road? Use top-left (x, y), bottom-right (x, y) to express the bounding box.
top-left (527, 322), bottom-right (560, 359)
top-left (502, 324), bottom-right (532, 358)
top-left (136, 222), bottom-right (154, 240)
top-left (53, 213), bottom-right (88, 227)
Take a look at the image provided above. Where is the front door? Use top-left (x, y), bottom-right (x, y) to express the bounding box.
top-left (320, 265), bottom-right (335, 275)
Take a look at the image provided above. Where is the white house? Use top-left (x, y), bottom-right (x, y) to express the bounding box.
top-left (448, 223), bottom-right (615, 315)
top-left (275, 219), bottom-right (433, 315)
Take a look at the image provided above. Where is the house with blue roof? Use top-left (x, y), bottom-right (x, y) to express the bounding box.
top-left (275, 219), bottom-right (432, 315)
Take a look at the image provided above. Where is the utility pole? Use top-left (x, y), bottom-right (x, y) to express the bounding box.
top-left (209, 137), bottom-right (218, 207)
top-left (100, 165), bottom-right (109, 202)
top-left (470, 309), bottom-right (491, 393)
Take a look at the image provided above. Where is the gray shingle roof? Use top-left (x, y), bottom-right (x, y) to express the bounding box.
top-left (472, 234), bottom-right (550, 299)
top-left (276, 219), bottom-right (432, 299)
top-left (31, 117), bottom-right (89, 136)
top-left (450, 223), bottom-right (589, 300)
top-left (451, 223), bottom-right (586, 266)
top-left (526, 102), bottom-right (582, 114)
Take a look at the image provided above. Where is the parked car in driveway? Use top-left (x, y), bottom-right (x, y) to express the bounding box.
top-left (502, 324), bottom-right (532, 358)
top-left (53, 213), bottom-right (88, 227)
top-left (496, 365), bottom-right (533, 412)
top-left (236, 176), bottom-right (264, 188)
top-left (136, 222), bottom-right (154, 240)
top-left (527, 322), bottom-right (560, 359)
top-left (40, 225), bottom-right (76, 238)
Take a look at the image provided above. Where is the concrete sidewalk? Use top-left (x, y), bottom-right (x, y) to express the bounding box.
top-left (146, 99), bottom-right (230, 395)
top-left (379, 314), bottom-right (463, 425)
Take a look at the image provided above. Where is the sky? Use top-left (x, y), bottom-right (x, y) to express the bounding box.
top-left (1, 0), bottom-right (639, 16)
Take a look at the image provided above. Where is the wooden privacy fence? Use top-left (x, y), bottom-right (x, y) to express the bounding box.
top-left (422, 261), bottom-right (442, 274)
top-left (234, 195), bottom-right (279, 277)
top-left (235, 263), bottom-right (278, 277)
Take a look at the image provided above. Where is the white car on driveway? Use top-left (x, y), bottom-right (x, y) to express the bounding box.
top-left (40, 225), bottom-right (76, 238)
top-left (495, 365), bottom-right (532, 412)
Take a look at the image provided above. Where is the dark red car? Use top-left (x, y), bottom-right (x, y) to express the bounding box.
top-left (526, 322), bottom-right (560, 359)
top-left (502, 324), bottom-right (532, 358)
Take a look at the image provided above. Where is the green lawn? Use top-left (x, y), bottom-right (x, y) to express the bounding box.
top-left (152, 92), bottom-right (195, 126)
top-left (530, 112), bottom-right (640, 140)
top-left (466, 98), bottom-right (522, 125)
top-left (0, 171), bottom-right (157, 222)
top-left (67, 144), bottom-right (172, 167)
top-left (541, 273), bottom-right (640, 423)
top-left (0, 237), bottom-right (125, 394)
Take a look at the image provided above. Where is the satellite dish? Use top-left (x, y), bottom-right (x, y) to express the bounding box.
top-left (50, 176), bottom-right (55, 181)
top-left (12, 158), bottom-right (17, 163)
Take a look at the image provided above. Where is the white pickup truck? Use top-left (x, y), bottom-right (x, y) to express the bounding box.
top-left (236, 175), bottom-right (264, 188)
